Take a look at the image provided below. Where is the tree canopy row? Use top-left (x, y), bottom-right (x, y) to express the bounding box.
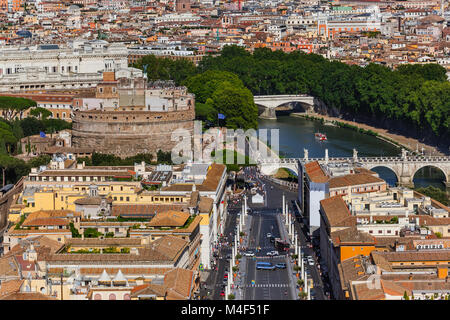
top-left (134, 46), bottom-right (449, 149)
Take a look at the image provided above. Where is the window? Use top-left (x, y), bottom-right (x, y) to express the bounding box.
top-left (109, 293), bottom-right (116, 300)
top-left (378, 230), bottom-right (382, 234)
top-left (126, 197), bottom-right (129, 201)
top-left (120, 197), bottom-right (123, 201)
top-left (94, 294), bottom-right (102, 300)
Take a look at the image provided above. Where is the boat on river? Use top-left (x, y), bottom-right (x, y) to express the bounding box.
top-left (315, 132), bottom-right (327, 141)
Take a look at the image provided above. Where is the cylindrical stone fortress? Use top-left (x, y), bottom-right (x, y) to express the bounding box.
top-left (72, 107), bottom-right (195, 158)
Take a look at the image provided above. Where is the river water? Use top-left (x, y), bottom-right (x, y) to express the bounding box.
top-left (258, 115), bottom-right (446, 190)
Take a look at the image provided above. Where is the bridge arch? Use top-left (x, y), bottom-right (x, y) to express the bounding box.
top-left (259, 163), bottom-right (299, 176)
top-left (412, 165), bottom-right (449, 188)
top-left (368, 165), bottom-right (400, 187)
top-left (254, 95), bottom-right (315, 119)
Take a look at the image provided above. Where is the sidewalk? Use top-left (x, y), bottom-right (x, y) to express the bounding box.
top-left (233, 212), bottom-right (252, 300)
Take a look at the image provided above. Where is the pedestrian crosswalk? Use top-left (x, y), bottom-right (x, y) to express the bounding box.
top-left (215, 283), bottom-right (291, 288)
top-left (251, 255), bottom-right (285, 259)
top-left (244, 284), bottom-right (291, 288)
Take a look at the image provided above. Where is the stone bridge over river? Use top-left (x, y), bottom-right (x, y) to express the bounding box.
top-left (257, 149), bottom-right (450, 189)
top-left (254, 95), bottom-right (315, 119)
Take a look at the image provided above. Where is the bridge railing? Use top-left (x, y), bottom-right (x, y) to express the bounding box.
top-left (257, 156), bottom-right (450, 164)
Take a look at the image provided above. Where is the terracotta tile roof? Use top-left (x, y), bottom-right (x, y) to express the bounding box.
top-left (66, 238), bottom-right (142, 247)
top-left (37, 170), bottom-right (131, 177)
top-left (172, 215), bottom-right (202, 234)
top-left (148, 211), bottom-right (190, 227)
top-left (328, 173), bottom-right (385, 189)
top-left (74, 196), bottom-right (112, 205)
top-left (304, 161), bottom-right (328, 183)
top-left (380, 279), bottom-right (411, 297)
top-left (9, 228), bottom-right (71, 236)
top-left (131, 283), bottom-right (167, 298)
top-left (47, 235), bottom-right (188, 264)
top-left (112, 204), bottom-right (186, 217)
top-left (0, 280), bottom-right (24, 297)
top-left (0, 256), bottom-right (20, 278)
top-left (47, 267), bottom-right (172, 276)
top-left (375, 250), bottom-right (450, 262)
top-left (162, 163), bottom-right (226, 193)
top-left (26, 210), bottom-right (81, 220)
top-left (198, 197), bottom-right (213, 214)
top-left (338, 255), bottom-right (370, 291)
top-left (371, 251), bottom-right (393, 272)
top-left (22, 217), bottom-right (69, 227)
top-left (0, 292), bottom-right (57, 300)
top-left (320, 196), bottom-right (354, 227)
top-left (331, 226), bottom-right (375, 246)
top-left (164, 268), bottom-right (194, 300)
top-left (352, 282), bottom-right (385, 300)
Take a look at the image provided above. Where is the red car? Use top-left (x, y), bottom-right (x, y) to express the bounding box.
top-left (220, 290), bottom-right (225, 297)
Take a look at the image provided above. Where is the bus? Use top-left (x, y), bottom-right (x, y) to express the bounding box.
top-left (274, 239), bottom-right (290, 252)
top-left (256, 262), bottom-right (276, 270)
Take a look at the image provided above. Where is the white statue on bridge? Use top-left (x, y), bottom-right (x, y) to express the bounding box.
top-left (304, 148), bottom-right (309, 162)
top-left (401, 148), bottom-right (407, 160)
top-left (353, 148), bottom-right (358, 162)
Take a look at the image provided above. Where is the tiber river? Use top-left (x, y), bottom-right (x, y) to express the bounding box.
top-left (258, 115), bottom-right (447, 190)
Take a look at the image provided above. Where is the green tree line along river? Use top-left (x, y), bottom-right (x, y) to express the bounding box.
top-left (134, 45), bottom-right (449, 152)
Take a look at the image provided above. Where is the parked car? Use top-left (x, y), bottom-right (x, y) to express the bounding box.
top-left (266, 233), bottom-right (272, 238)
top-left (244, 251), bottom-right (255, 257)
top-left (275, 263), bottom-right (287, 269)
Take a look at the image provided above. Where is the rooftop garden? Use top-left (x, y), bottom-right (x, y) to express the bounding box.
top-left (178, 214), bottom-right (197, 229)
top-left (64, 247), bottom-right (130, 254)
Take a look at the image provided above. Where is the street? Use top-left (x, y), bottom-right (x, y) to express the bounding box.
top-left (203, 166), bottom-right (328, 300)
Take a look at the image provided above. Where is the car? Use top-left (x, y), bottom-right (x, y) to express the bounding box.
top-left (266, 233), bottom-right (272, 238)
top-left (224, 273), bottom-right (228, 279)
top-left (220, 290), bottom-right (225, 297)
top-left (309, 260), bottom-right (315, 266)
top-left (275, 263), bottom-right (287, 269)
top-left (266, 250), bottom-right (279, 256)
top-left (269, 236), bottom-right (275, 243)
top-left (244, 251), bottom-right (255, 257)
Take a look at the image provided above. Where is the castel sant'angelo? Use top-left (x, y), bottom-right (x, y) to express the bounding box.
top-left (71, 71), bottom-right (195, 158)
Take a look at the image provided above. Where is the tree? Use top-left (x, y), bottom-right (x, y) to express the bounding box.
top-left (0, 97), bottom-right (36, 121)
top-left (415, 186), bottom-right (448, 206)
top-left (133, 55), bottom-right (197, 85)
top-left (403, 291), bottom-right (410, 300)
top-left (29, 107), bottom-right (51, 120)
top-left (209, 81), bottom-right (258, 130)
top-left (0, 154), bottom-right (20, 187)
top-left (184, 70), bottom-right (244, 104)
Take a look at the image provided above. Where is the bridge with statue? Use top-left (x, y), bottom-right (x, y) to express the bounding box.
top-left (254, 95), bottom-right (316, 119)
top-left (257, 149), bottom-right (450, 189)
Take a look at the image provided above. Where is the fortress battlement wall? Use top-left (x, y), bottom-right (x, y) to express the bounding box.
top-left (72, 108), bottom-right (195, 158)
